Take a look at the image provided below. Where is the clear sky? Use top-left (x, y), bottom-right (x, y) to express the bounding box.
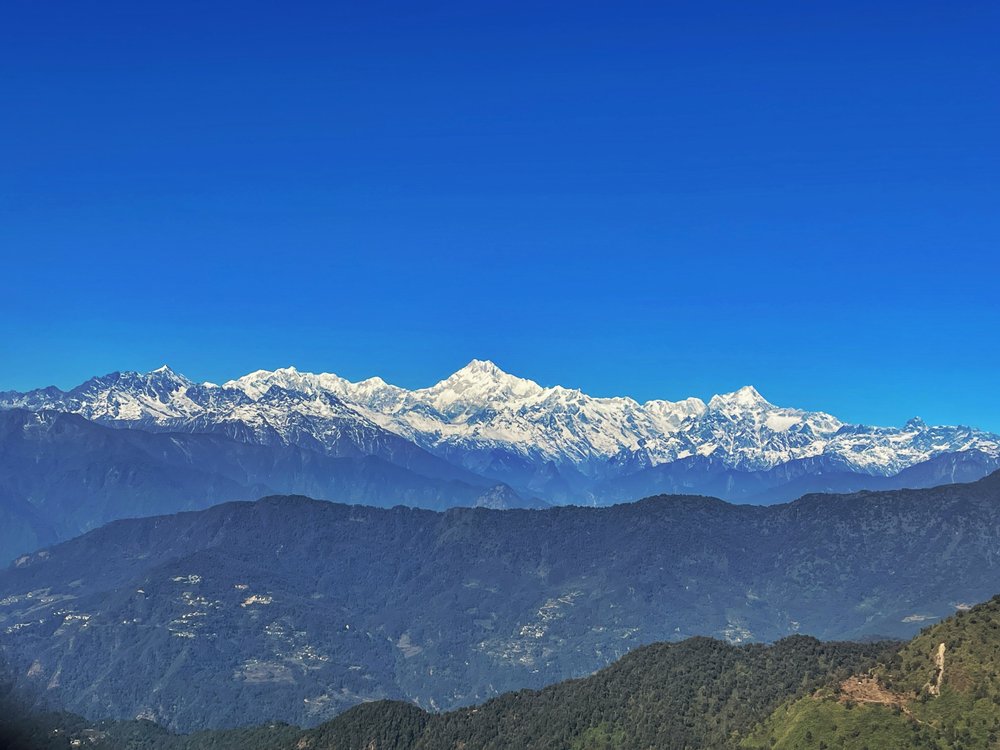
top-left (1, 1), bottom-right (998, 429)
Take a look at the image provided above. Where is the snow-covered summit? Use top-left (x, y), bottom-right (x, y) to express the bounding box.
top-left (708, 385), bottom-right (770, 411)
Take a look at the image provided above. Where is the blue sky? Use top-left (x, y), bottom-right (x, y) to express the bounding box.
top-left (1, 1), bottom-right (998, 429)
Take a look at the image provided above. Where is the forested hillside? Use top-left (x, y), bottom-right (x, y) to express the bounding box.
top-left (744, 595), bottom-right (1000, 749)
top-left (1, 636), bottom-right (893, 750)
top-left (8, 598), bottom-right (1000, 749)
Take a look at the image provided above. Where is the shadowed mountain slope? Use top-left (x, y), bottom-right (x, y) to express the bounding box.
top-left (2, 473), bottom-right (1000, 730)
top-left (0, 409), bottom-right (535, 562)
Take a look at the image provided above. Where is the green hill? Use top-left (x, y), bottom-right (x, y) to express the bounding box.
top-left (743, 595), bottom-right (1000, 750)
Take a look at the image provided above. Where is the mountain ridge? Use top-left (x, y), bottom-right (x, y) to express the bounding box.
top-left (3, 361), bottom-right (998, 505)
top-left (0, 408), bottom-right (537, 564)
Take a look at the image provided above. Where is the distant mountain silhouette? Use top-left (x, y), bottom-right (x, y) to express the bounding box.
top-left (0, 408), bottom-right (536, 562)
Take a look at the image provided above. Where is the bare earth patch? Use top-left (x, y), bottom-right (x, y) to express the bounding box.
top-left (838, 676), bottom-right (908, 710)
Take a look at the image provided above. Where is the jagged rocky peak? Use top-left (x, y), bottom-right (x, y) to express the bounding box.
top-left (642, 396), bottom-right (708, 432)
top-left (77, 364), bottom-right (189, 391)
top-left (144, 364), bottom-right (193, 389)
top-left (225, 366), bottom-right (349, 401)
top-left (65, 365), bottom-right (190, 399)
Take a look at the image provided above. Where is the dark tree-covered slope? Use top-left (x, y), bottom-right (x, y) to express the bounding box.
top-left (1, 636), bottom-right (894, 750)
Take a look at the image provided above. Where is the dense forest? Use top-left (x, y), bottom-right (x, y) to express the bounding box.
top-left (1, 635), bottom-right (893, 750)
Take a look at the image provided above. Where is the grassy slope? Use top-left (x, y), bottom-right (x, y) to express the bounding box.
top-left (743, 596), bottom-right (1000, 750)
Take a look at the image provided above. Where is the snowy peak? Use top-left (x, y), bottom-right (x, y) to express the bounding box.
top-left (144, 365), bottom-right (194, 393)
top-left (430, 359), bottom-right (536, 392)
top-left (455, 358), bottom-right (505, 378)
top-left (49, 365), bottom-right (200, 423)
top-left (422, 359), bottom-right (544, 411)
top-left (643, 397), bottom-right (707, 430)
top-left (76, 365), bottom-right (192, 393)
top-left (708, 385), bottom-right (771, 412)
top-left (224, 366), bottom-right (350, 402)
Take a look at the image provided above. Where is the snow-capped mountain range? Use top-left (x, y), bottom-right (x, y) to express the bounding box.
top-left (3, 359), bottom-right (998, 504)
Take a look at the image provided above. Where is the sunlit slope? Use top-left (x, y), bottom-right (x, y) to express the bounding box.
top-left (744, 595), bottom-right (1000, 749)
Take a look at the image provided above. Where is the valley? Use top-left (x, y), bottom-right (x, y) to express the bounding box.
top-left (7, 594), bottom-right (1000, 749)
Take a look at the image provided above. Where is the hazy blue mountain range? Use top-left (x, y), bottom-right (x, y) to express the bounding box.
top-left (2, 361), bottom-right (998, 508)
top-left (0, 409), bottom-right (536, 564)
top-left (593, 447), bottom-right (1000, 504)
top-left (2, 473), bottom-right (999, 731)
